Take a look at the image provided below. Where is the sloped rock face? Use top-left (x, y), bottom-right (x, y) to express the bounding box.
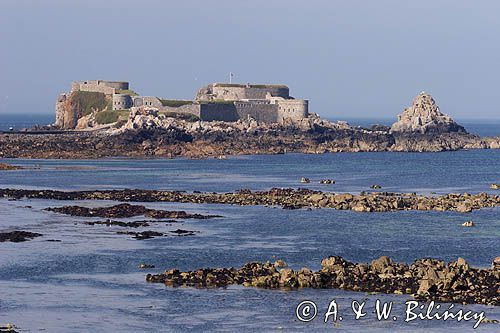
top-left (55, 91), bottom-right (108, 129)
top-left (391, 92), bottom-right (466, 134)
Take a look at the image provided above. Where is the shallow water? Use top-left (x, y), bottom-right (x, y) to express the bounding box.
top-left (0, 151), bottom-right (499, 332)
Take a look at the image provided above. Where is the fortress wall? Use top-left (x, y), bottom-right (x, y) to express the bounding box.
top-left (100, 81), bottom-right (129, 90)
top-left (161, 104), bottom-right (201, 118)
top-left (113, 94), bottom-right (133, 110)
top-left (131, 96), bottom-right (163, 108)
top-left (199, 103), bottom-right (239, 122)
top-left (276, 99), bottom-right (309, 123)
top-left (234, 101), bottom-right (278, 123)
top-left (71, 80), bottom-right (129, 95)
top-left (209, 86), bottom-right (289, 100)
top-left (77, 83), bottom-right (115, 95)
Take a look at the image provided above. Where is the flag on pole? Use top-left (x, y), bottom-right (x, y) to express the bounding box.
top-left (229, 72), bottom-right (234, 84)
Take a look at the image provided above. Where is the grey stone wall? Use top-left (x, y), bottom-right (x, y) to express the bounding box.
top-left (276, 99), bottom-right (309, 122)
top-left (162, 104), bottom-right (201, 118)
top-left (234, 101), bottom-right (278, 123)
top-left (196, 84), bottom-right (289, 101)
top-left (200, 103), bottom-right (239, 122)
top-left (131, 96), bottom-right (163, 108)
top-left (113, 94), bottom-right (133, 110)
top-left (72, 80), bottom-right (129, 95)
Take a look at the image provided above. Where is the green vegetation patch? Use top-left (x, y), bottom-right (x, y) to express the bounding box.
top-left (160, 111), bottom-right (200, 122)
top-left (116, 89), bottom-right (138, 96)
top-left (71, 91), bottom-right (108, 116)
top-left (95, 109), bottom-right (130, 124)
top-left (159, 99), bottom-right (194, 107)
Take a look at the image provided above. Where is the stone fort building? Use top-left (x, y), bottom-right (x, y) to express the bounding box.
top-left (65, 80), bottom-right (309, 124)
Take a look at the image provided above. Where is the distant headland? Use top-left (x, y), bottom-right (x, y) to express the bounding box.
top-left (0, 80), bottom-right (498, 159)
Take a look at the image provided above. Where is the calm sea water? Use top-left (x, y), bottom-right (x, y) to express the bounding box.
top-left (0, 114), bottom-right (54, 130)
top-left (0, 151), bottom-right (499, 332)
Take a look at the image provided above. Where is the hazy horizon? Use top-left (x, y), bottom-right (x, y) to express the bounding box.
top-left (1, 0), bottom-right (500, 119)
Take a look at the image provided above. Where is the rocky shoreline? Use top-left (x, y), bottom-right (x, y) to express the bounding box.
top-left (146, 255), bottom-right (500, 306)
top-left (1, 122), bottom-right (499, 159)
top-left (2, 188), bottom-right (499, 213)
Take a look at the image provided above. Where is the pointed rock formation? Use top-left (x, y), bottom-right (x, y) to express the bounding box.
top-left (390, 92), bottom-right (466, 134)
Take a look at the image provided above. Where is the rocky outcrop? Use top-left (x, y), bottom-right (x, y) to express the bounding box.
top-left (0, 163), bottom-right (21, 170)
top-left (3, 188), bottom-right (499, 213)
top-left (55, 91), bottom-right (109, 129)
top-left (146, 255), bottom-right (500, 306)
top-left (390, 92), bottom-right (466, 134)
top-left (0, 230), bottom-right (42, 242)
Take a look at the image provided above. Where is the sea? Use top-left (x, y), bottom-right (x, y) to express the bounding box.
top-left (0, 116), bottom-right (499, 332)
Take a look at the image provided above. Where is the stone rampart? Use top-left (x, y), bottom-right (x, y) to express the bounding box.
top-left (276, 99), bottom-right (309, 122)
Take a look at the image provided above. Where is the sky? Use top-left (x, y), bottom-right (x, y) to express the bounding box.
top-left (0, 0), bottom-right (499, 120)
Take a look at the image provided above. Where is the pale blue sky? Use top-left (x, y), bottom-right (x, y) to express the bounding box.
top-left (1, 0), bottom-right (499, 119)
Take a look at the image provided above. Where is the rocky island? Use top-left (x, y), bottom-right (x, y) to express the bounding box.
top-left (0, 81), bottom-right (498, 159)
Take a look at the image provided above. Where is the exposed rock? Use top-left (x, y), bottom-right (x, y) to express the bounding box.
top-left (370, 184), bottom-right (382, 189)
top-left (274, 260), bottom-right (288, 268)
top-left (0, 163), bottom-right (21, 171)
top-left (491, 184), bottom-right (500, 190)
top-left (117, 230), bottom-right (164, 240)
top-left (319, 179), bottom-right (335, 184)
top-left (139, 263), bottom-right (155, 269)
top-left (0, 230), bottom-right (42, 242)
top-left (1, 188), bottom-right (498, 213)
top-left (461, 220), bottom-right (475, 227)
top-left (1, 112), bottom-right (497, 159)
top-left (169, 229), bottom-right (198, 236)
top-left (45, 203), bottom-right (220, 219)
top-left (390, 92), bottom-right (466, 134)
top-left (146, 255), bottom-right (500, 306)
top-left (492, 257), bottom-right (500, 270)
top-left (300, 177), bottom-right (310, 184)
top-left (55, 90), bottom-right (110, 129)
top-left (456, 203), bottom-right (472, 213)
top-left (0, 323), bottom-right (18, 333)
top-left (84, 219), bottom-right (176, 228)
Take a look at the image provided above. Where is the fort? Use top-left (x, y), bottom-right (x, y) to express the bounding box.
top-left (55, 80), bottom-right (309, 128)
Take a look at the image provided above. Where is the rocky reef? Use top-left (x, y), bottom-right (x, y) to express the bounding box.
top-left (1, 188), bottom-right (499, 213)
top-left (45, 203), bottom-right (220, 219)
top-left (146, 255), bottom-right (500, 306)
top-left (0, 230), bottom-right (42, 242)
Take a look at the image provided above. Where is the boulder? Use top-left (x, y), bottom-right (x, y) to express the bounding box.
top-left (461, 220), bottom-right (475, 227)
top-left (370, 256), bottom-right (393, 273)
